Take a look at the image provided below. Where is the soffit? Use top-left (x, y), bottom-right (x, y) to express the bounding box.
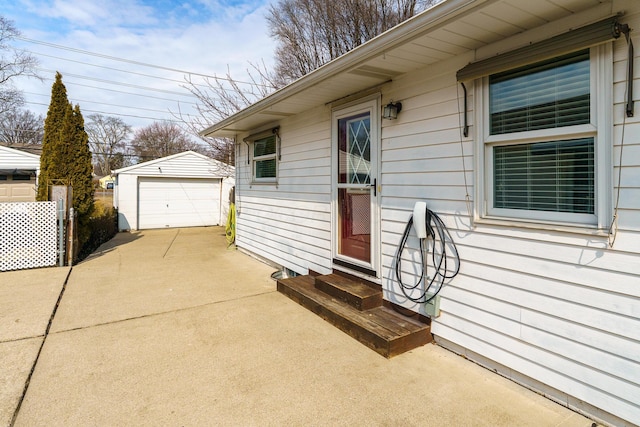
top-left (202, 0), bottom-right (608, 138)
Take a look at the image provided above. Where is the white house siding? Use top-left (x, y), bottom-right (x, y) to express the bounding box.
top-left (377, 9), bottom-right (640, 427)
top-left (235, 107), bottom-right (334, 275)
top-left (229, 3), bottom-right (640, 425)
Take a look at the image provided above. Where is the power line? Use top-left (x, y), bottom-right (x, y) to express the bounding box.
top-left (32, 81), bottom-right (200, 106)
top-left (34, 67), bottom-right (196, 97)
top-left (12, 38), bottom-right (259, 125)
top-left (22, 100), bottom-right (184, 123)
top-left (17, 36), bottom-right (276, 89)
top-left (25, 49), bottom-right (218, 90)
top-left (23, 91), bottom-right (196, 115)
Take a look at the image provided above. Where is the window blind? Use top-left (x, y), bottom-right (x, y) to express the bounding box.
top-left (254, 135), bottom-right (276, 157)
top-left (253, 135), bottom-right (277, 179)
top-left (494, 138), bottom-right (595, 214)
top-left (255, 159), bottom-right (276, 178)
top-left (490, 50), bottom-right (590, 135)
top-left (457, 16), bottom-right (620, 82)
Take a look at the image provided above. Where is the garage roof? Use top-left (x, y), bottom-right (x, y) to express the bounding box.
top-left (201, 0), bottom-right (612, 138)
top-left (0, 145), bottom-right (41, 170)
top-left (113, 150), bottom-right (233, 177)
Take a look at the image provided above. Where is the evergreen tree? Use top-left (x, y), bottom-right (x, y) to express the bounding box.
top-left (37, 72), bottom-right (69, 200)
top-left (37, 72), bottom-right (94, 248)
top-left (66, 104), bottom-right (94, 222)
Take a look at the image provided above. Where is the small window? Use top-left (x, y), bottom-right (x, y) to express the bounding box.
top-left (0, 175), bottom-right (7, 181)
top-left (480, 47), bottom-right (610, 227)
top-left (11, 174), bottom-right (32, 181)
top-left (253, 134), bottom-right (277, 181)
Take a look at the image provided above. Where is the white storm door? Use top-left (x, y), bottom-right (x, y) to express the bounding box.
top-left (332, 98), bottom-right (380, 277)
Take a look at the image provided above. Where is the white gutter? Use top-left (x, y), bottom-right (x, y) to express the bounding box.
top-left (200, 0), bottom-right (488, 137)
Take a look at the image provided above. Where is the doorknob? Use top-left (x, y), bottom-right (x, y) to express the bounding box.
top-left (370, 178), bottom-right (377, 197)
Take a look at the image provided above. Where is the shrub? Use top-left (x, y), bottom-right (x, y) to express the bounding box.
top-left (77, 199), bottom-right (118, 261)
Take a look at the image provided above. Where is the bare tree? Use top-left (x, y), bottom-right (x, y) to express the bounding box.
top-left (267, 0), bottom-right (438, 83)
top-left (85, 114), bottom-right (132, 176)
top-left (181, 0), bottom-right (438, 151)
top-left (0, 16), bottom-right (40, 114)
top-left (0, 108), bottom-right (43, 145)
top-left (178, 62), bottom-right (278, 166)
top-left (130, 121), bottom-right (204, 162)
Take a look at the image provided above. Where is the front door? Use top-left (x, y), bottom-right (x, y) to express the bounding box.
top-left (332, 99), bottom-right (379, 277)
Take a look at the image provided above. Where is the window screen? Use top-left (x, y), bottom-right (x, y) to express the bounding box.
top-left (494, 138), bottom-right (594, 214)
top-left (254, 136), bottom-right (276, 157)
top-left (490, 50), bottom-right (590, 135)
top-left (253, 135), bottom-right (277, 180)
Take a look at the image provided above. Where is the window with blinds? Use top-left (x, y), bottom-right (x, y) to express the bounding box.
top-left (490, 50), bottom-right (590, 135)
top-left (487, 49), bottom-right (597, 219)
top-left (253, 135), bottom-right (277, 180)
top-left (494, 138), bottom-right (594, 214)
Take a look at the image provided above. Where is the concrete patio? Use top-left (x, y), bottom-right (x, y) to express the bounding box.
top-left (0, 227), bottom-right (596, 426)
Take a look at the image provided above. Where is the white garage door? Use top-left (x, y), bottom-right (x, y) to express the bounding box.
top-left (0, 175), bottom-right (37, 203)
top-left (138, 177), bottom-right (221, 229)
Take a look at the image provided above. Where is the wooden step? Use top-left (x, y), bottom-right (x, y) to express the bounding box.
top-left (277, 275), bottom-right (431, 358)
top-left (314, 273), bottom-right (383, 311)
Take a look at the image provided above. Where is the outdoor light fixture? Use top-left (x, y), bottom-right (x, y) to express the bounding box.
top-left (382, 101), bottom-right (402, 120)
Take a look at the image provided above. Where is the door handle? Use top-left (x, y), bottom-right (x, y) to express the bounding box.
top-left (370, 178), bottom-right (377, 197)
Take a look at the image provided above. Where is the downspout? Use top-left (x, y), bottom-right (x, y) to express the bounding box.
top-left (35, 166), bottom-right (40, 197)
top-left (219, 176), bottom-right (224, 225)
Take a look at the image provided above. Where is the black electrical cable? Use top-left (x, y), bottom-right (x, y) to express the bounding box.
top-left (392, 208), bottom-right (460, 303)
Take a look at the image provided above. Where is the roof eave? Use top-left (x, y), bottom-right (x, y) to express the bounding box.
top-left (200, 0), bottom-right (482, 138)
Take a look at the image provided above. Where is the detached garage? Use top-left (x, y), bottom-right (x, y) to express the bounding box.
top-left (0, 145), bottom-right (40, 203)
top-left (114, 151), bottom-right (234, 231)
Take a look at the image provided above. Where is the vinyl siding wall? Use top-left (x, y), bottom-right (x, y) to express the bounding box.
top-left (233, 8), bottom-right (640, 426)
top-left (379, 12), bottom-right (640, 427)
top-left (235, 107), bottom-right (333, 274)
top-left (0, 148), bottom-right (40, 170)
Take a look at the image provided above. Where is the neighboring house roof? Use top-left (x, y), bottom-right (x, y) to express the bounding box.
top-left (0, 144), bottom-right (43, 156)
top-left (113, 150), bottom-right (234, 178)
top-left (201, 0), bottom-right (615, 138)
top-left (0, 145), bottom-right (41, 173)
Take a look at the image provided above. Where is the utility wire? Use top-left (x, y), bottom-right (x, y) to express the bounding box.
top-left (14, 38), bottom-right (260, 125)
top-left (24, 49), bottom-right (221, 90)
top-left (23, 91), bottom-right (197, 116)
top-left (22, 100), bottom-right (183, 123)
top-left (30, 81), bottom-right (200, 106)
top-left (17, 36), bottom-right (276, 89)
top-left (34, 67), bottom-right (196, 97)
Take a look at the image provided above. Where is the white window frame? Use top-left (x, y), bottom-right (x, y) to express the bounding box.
top-left (251, 133), bottom-right (278, 183)
top-left (475, 44), bottom-right (613, 231)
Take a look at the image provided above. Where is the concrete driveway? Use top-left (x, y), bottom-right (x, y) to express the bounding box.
top-left (1, 227), bottom-right (595, 426)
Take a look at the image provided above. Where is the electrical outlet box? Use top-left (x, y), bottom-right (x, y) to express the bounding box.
top-left (425, 295), bottom-right (441, 318)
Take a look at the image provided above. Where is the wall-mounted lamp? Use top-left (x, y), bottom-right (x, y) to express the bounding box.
top-left (382, 101), bottom-right (402, 120)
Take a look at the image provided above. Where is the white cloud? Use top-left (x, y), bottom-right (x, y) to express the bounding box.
top-left (5, 0), bottom-right (277, 130)
top-left (21, 0), bottom-right (157, 28)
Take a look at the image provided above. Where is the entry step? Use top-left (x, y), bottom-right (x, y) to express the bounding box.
top-left (314, 273), bottom-right (383, 311)
top-left (277, 274), bottom-right (431, 358)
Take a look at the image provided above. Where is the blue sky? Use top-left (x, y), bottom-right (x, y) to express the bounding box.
top-left (1, 0), bottom-right (276, 130)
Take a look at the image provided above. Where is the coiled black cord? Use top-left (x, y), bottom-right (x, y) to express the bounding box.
top-left (392, 208), bottom-right (460, 303)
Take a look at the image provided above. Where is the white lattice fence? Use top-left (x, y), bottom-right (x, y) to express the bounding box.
top-left (0, 202), bottom-right (58, 271)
